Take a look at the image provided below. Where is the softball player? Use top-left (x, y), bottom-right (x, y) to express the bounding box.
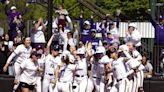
top-left (110, 51), bottom-right (129, 92)
top-left (61, 45), bottom-right (77, 65)
top-left (91, 46), bottom-right (112, 92)
top-left (3, 37), bottom-right (32, 91)
top-left (19, 51), bottom-right (40, 92)
top-left (42, 45), bottom-right (61, 92)
top-left (126, 42), bottom-right (144, 92)
top-left (54, 52), bottom-right (82, 92)
top-left (90, 53), bottom-right (101, 92)
top-left (33, 45), bottom-right (46, 92)
top-left (84, 42), bottom-right (95, 92)
top-left (105, 63), bottom-right (117, 92)
top-left (35, 54), bottom-right (45, 92)
top-left (118, 44), bottom-right (139, 92)
top-left (72, 48), bottom-right (88, 92)
top-left (125, 58), bottom-right (141, 92)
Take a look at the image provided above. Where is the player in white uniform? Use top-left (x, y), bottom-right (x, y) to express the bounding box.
top-left (110, 51), bottom-right (129, 92)
top-left (54, 52), bottom-right (82, 92)
top-left (19, 51), bottom-right (41, 92)
top-left (91, 46), bottom-right (112, 92)
top-left (3, 37), bottom-right (32, 91)
top-left (105, 62), bottom-right (117, 92)
top-left (42, 45), bottom-right (61, 92)
top-left (118, 44), bottom-right (134, 92)
top-left (127, 42), bottom-right (144, 92)
top-left (35, 52), bottom-right (45, 92)
top-left (120, 42), bottom-right (143, 92)
top-left (72, 48), bottom-right (88, 92)
top-left (84, 42), bottom-right (95, 92)
top-left (105, 48), bottom-right (119, 92)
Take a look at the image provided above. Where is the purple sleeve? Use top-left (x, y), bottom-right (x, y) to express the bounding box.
top-left (148, 14), bottom-right (157, 28)
top-left (9, 22), bottom-right (16, 29)
top-left (19, 22), bottom-right (25, 31)
top-left (18, 11), bottom-right (22, 16)
top-left (79, 17), bottom-right (84, 32)
top-left (101, 29), bottom-right (107, 41)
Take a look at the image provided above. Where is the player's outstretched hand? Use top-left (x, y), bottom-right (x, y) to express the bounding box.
top-left (3, 65), bottom-right (8, 72)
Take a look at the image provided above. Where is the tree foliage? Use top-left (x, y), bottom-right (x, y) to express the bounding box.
top-left (99, 0), bottom-right (149, 21)
top-left (0, 0), bottom-right (155, 22)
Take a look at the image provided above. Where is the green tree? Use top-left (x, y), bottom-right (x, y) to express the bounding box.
top-left (0, 0), bottom-right (155, 22)
top-left (100, 0), bottom-right (149, 21)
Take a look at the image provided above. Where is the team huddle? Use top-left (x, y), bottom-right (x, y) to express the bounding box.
top-left (2, 33), bottom-right (144, 92)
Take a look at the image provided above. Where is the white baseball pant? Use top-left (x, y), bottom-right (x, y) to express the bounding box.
top-left (92, 77), bottom-right (101, 92)
top-left (14, 62), bottom-right (21, 80)
top-left (54, 81), bottom-right (72, 92)
top-left (73, 76), bottom-right (88, 92)
top-left (127, 79), bottom-right (133, 92)
top-left (42, 74), bottom-right (55, 92)
top-left (136, 71), bottom-right (144, 88)
top-left (86, 78), bottom-right (94, 92)
top-left (73, 81), bottom-right (94, 92)
top-left (132, 75), bottom-right (138, 92)
top-left (99, 76), bottom-right (105, 92)
top-left (92, 76), bottom-right (105, 92)
top-left (105, 76), bottom-right (117, 92)
top-left (35, 77), bottom-right (42, 92)
top-left (116, 78), bottom-right (129, 92)
top-left (13, 62), bottom-right (22, 90)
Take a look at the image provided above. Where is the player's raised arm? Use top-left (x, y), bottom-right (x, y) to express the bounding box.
top-left (3, 45), bottom-right (22, 72)
top-left (3, 51), bottom-right (16, 72)
top-left (4, 1), bottom-right (9, 16)
top-left (59, 26), bottom-right (68, 51)
top-left (147, 9), bottom-right (157, 28)
top-left (86, 42), bottom-right (93, 59)
top-left (34, 17), bottom-right (43, 31)
top-left (46, 33), bottom-right (55, 53)
top-left (79, 11), bottom-right (84, 32)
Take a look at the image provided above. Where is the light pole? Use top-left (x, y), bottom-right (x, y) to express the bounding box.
top-left (150, 0), bottom-right (156, 18)
top-left (47, 0), bottom-right (53, 40)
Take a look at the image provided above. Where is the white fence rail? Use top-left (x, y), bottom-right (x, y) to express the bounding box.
top-left (119, 22), bottom-right (155, 38)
